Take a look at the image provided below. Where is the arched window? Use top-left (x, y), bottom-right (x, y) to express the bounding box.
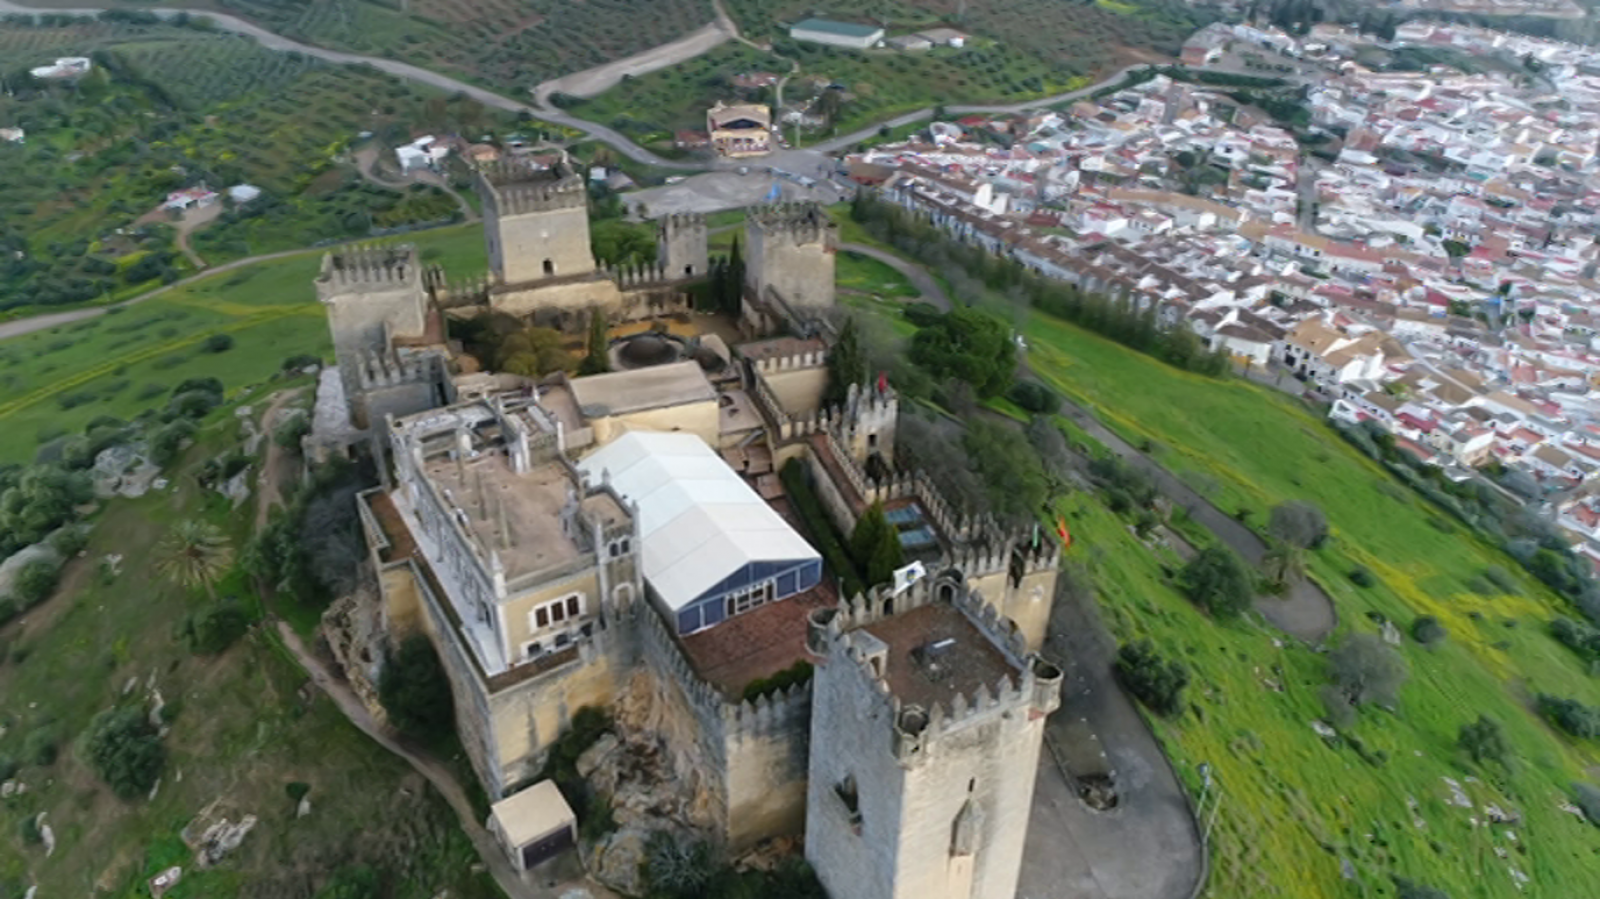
top-left (543, 258), bottom-right (555, 276)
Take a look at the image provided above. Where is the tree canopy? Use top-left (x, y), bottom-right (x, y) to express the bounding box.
top-left (824, 317), bottom-right (867, 407)
top-left (79, 706), bottom-right (165, 799)
top-left (379, 634), bottom-right (455, 740)
top-left (849, 502), bottom-right (904, 588)
top-left (1178, 546), bottom-right (1254, 620)
top-left (1328, 633), bottom-right (1408, 709)
top-left (1268, 500), bottom-right (1328, 549)
top-left (909, 307), bottom-right (1016, 398)
top-left (963, 419), bottom-right (1049, 523)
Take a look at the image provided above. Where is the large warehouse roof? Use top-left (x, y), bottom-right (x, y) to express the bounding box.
top-left (578, 431), bottom-right (819, 612)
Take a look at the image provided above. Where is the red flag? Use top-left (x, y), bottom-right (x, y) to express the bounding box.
top-left (1056, 515), bottom-right (1072, 548)
top-left (877, 371), bottom-right (888, 394)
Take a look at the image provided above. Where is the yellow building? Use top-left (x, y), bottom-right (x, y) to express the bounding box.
top-left (707, 101), bottom-right (772, 158)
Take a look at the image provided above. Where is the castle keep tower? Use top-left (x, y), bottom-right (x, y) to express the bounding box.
top-left (805, 582), bottom-right (1061, 899)
top-left (476, 158), bottom-right (595, 285)
top-left (745, 203), bottom-right (838, 315)
top-left (657, 212), bottom-right (709, 279)
top-left (316, 244), bottom-right (436, 426)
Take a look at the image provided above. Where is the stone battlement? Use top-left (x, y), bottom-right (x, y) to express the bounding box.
top-left (316, 244), bottom-right (421, 298)
top-left (748, 202), bottom-right (838, 249)
top-left (807, 579), bottom-right (1062, 763)
top-left (637, 589), bottom-right (811, 733)
top-left (658, 212), bottom-right (708, 232)
top-left (605, 260), bottom-right (674, 288)
top-left (350, 348), bottom-right (441, 390)
top-left (752, 349), bottom-right (827, 373)
top-left (476, 159), bottom-right (587, 216)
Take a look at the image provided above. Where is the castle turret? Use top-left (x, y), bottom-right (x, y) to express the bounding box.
top-left (317, 244), bottom-right (432, 427)
top-left (475, 158), bottom-right (595, 285)
top-left (806, 580), bottom-right (1059, 899)
top-left (658, 212), bottom-right (709, 279)
top-left (744, 202), bottom-right (839, 316)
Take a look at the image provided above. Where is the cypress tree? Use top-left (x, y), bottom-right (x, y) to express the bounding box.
top-left (578, 310), bottom-right (610, 375)
top-left (824, 317), bottom-right (866, 406)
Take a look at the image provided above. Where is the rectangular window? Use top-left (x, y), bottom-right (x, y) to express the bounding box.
top-left (529, 593), bottom-right (585, 633)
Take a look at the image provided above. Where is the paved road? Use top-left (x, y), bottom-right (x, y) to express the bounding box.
top-left (807, 65), bottom-right (1151, 154)
top-left (1018, 575), bottom-right (1205, 899)
top-left (532, 0), bottom-right (738, 103)
top-left (0, 0), bottom-right (706, 170)
top-left (839, 242), bottom-right (950, 309)
top-left (1059, 401), bottom-right (1337, 642)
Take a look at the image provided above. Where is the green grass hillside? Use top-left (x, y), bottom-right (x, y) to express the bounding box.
top-left (0, 396), bottom-right (498, 899)
top-left (0, 224), bottom-right (486, 465)
top-left (1022, 311), bottom-right (1600, 898)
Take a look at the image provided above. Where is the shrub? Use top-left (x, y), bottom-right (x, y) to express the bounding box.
top-left (49, 525), bottom-right (89, 557)
top-left (23, 725), bottom-right (59, 766)
top-left (1327, 633), bottom-right (1407, 709)
top-left (178, 600), bottom-right (251, 655)
top-left (148, 419), bottom-right (197, 466)
top-left (1458, 715), bottom-right (1510, 768)
top-left (1411, 615), bottom-right (1446, 647)
top-left (202, 333), bottom-right (235, 353)
top-left (1551, 616), bottom-right (1600, 661)
top-left (1538, 694), bottom-right (1600, 739)
top-left (274, 414), bottom-right (311, 451)
top-left (166, 390), bottom-right (222, 421)
top-left (286, 781), bottom-right (312, 803)
top-left (1007, 380), bottom-right (1059, 414)
top-left (378, 634), bottom-right (455, 739)
top-left (9, 559), bottom-right (62, 609)
top-left (1178, 546), bottom-right (1254, 620)
top-left (281, 353), bottom-right (321, 372)
top-left (79, 706), bottom-right (165, 799)
top-left (743, 660), bottom-right (813, 702)
top-left (1483, 565), bottom-right (1519, 593)
top-left (1114, 639), bottom-right (1190, 716)
top-left (0, 755), bottom-right (17, 780)
top-left (18, 815), bottom-right (40, 845)
top-left (1347, 566), bottom-right (1376, 588)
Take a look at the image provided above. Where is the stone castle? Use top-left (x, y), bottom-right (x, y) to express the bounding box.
top-left (309, 155), bottom-right (1063, 899)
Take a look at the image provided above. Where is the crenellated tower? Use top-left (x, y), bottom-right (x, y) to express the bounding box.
top-left (316, 244), bottom-right (436, 427)
top-left (475, 157), bottom-right (595, 285)
top-left (805, 577), bottom-right (1061, 899)
top-left (744, 202), bottom-right (839, 318)
top-left (658, 212), bottom-right (709, 279)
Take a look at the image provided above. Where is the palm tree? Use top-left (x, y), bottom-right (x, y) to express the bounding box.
top-left (157, 520), bottom-right (234, 596)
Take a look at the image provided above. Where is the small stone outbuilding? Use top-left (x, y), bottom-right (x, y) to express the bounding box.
top-left (489, 780), bottom-right (578, 872)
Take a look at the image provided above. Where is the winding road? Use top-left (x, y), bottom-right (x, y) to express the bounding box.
top-left (840, 242), bottom-right (950, 307)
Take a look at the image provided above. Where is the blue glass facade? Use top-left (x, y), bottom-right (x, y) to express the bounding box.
top-left (674, 557), bottom-right (824, 635)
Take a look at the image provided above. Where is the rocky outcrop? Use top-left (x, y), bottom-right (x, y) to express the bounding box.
top-left (320, 576), bottom-right (387, 722)
top-left (92, 443), bottom-right (163, 498)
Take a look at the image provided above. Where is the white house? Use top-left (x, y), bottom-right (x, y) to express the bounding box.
top-left (0, 127), bottom-right (22, 144)
top-left (29, 57), bottom-right (91, 80)
top-left (396, 135), bottom-right (451, 173)
top-left (228, 184), bottom-right (262, 204)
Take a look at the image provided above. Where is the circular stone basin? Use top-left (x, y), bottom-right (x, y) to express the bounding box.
top-left (618, 333), bottom-right (680, 367)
